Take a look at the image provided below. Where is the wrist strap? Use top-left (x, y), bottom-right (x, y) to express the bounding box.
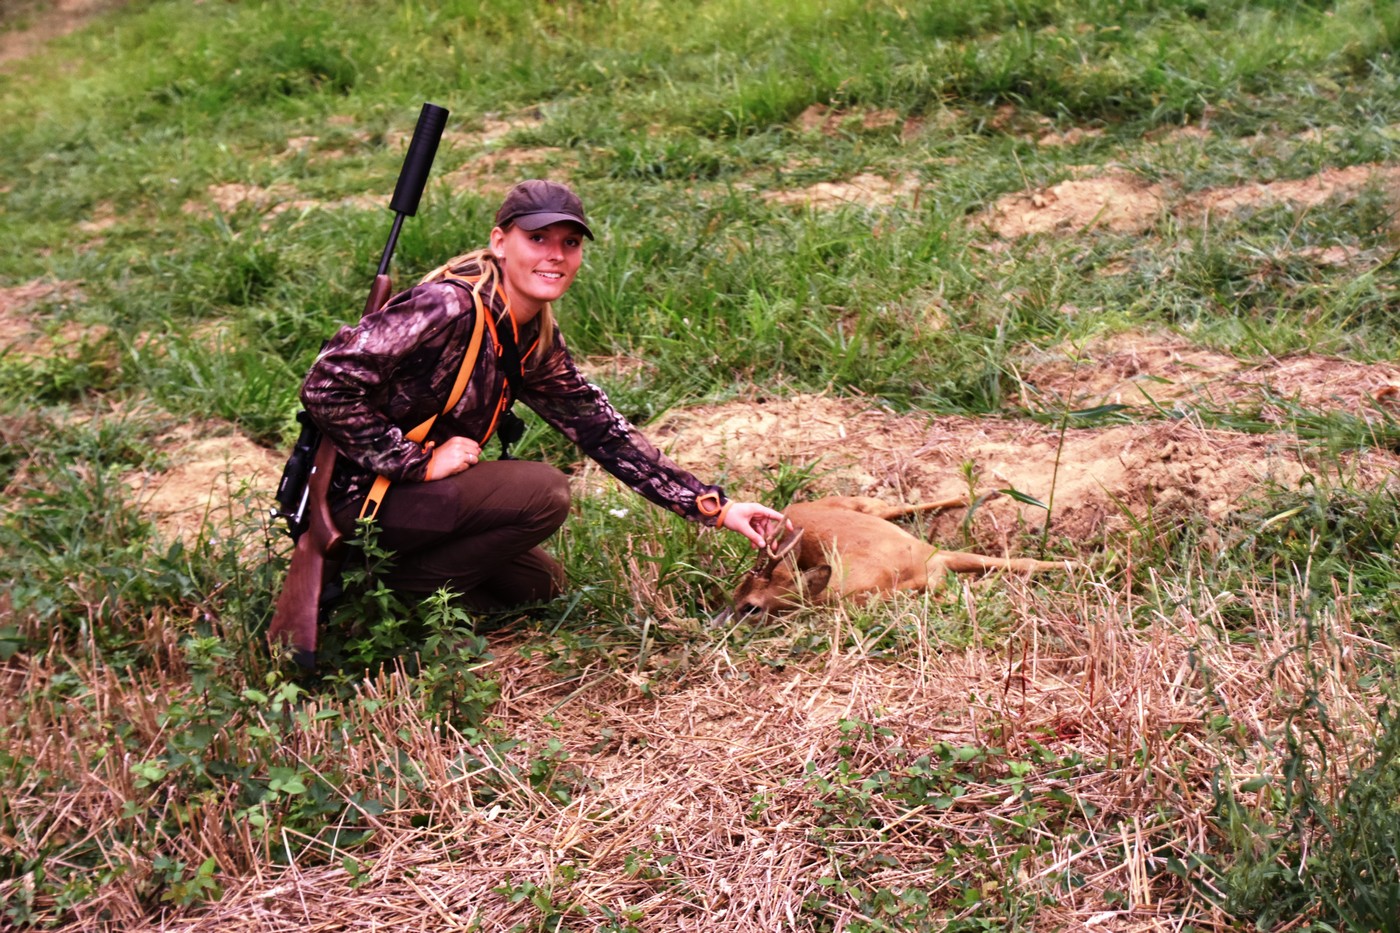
top-left (696, 490), bottom-right (731, 528)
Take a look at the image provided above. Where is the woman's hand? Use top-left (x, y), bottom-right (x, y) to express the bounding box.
top-left (721, 501), bottom-right (791, 549)
top-left (423, 436), bottom-right (482, 481)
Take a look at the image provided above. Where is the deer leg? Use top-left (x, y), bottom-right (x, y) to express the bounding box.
top-left (875, 495), bottom-right (980, 521)
top-left (930, 552), bottom-right (1073, 576)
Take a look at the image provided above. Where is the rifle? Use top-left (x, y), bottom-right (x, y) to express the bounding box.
top-left (267, 101), bottom-right (450, 670)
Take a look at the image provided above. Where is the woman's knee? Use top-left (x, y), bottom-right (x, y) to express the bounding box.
top-left (525, 462), bottom-right (572, 527)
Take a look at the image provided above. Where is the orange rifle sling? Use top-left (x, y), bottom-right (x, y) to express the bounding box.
top-left (359, 276), bottom-right (488, 522)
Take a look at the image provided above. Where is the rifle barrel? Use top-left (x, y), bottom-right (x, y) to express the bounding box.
top-left (390, 102), bottom-right (449, 217)
top-left (376, 102), bottom-right (448, 276)
top-left (375, 213), bottom-right (407, 278)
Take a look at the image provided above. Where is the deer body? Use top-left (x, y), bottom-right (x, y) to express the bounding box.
top-left (729, 495), bottom-right (1072, 616)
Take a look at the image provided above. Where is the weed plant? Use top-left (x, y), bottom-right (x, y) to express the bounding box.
top-left (1209, 649), bottom-right (1400, 932)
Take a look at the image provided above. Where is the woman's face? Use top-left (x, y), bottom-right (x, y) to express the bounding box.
top-left (490, 221), bottom-right (586, 321)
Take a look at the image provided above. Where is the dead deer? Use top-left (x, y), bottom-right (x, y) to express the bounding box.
top-left (724, 494), bottom-right (1074, 618)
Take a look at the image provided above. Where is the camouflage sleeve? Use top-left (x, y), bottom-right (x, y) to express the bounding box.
top-left (520, 335), bottom-right (728, 526)
top-left (300, 282), bottom-right (467, 483)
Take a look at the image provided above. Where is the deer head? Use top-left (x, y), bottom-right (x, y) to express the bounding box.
top-left (720, 522), bottom-right (833, 620)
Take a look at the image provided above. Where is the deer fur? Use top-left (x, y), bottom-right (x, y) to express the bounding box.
top-left (726, 494), bottom-right (1073, 617)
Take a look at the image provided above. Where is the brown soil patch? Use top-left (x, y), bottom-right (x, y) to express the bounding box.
top-left (1186, 163), bottom-right (1400, 219)
top-left (273, 135), bottom-right (354, 164)
top-left (1293, 244), bottom-right (1368, 267)
top-left (1017, 333), bottom-right (1400, 413)
top-left (577, 352), bottom-right (658, 387)
top-left (442, 147), bottom-right (569, 199)
top-left (126, 422), bottom-right (284, 546)
top-left (763, 172), bottom-right (925, 209)
top-left (988, 102), bottom-right (1054, 136)
top-left (364, 109), bottom-right (547, 158)
top-left (1036, 126), bottom-right (1105, 148)
top-left (184, 183), bottom-right (296, 215)
top-left (0, 278), bottom-right (83, 318)
top-left (1018, 336), bottom-right (1244, 409)
top-left (897, 107), bottom-right (963, 144)
top-left (268, 194), bottom-right (383, 218)
top-left (795, 103), bottom-right (906, 136)
top-left (184, 183), bottom-right (381, 220)
top-left (189, 112), bottom-right (568, 216)
top-left (641, 393), bottom-right (1399, 546)
top-left (0, 278), bottom-right (101, 358)
top-left (77, 200), bottom-right (118, 236)
top-left (0, 0), bottom-right (125, 67)
top-left (434, 105), bottom-right (579, 198)
top-left (980, 162), bottom-right (1400, 240)
top-left (472, 109), bottom-right (546, 146)
top-left (281, 135), bottom-right (320, 156)
top-left (1147, 124), bottom-right (1212, 145)
top-left (978, 172), bottom-right (1166, 238)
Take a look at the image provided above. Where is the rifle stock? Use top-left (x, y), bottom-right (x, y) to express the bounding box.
top-left (266, 102), bottom-right (448, 669)
top-left (267, 434), bottom-right (344, 668)
top-left (364, 273), bottom-right (393, 319)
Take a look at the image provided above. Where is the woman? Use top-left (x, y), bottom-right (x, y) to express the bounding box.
top-left (301, 179), bottom-right (784, 615)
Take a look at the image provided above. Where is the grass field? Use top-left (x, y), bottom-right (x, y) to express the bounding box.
top-left (2, 0), bottom-right (1400, 929)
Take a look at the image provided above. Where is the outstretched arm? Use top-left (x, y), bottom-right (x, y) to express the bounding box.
top-left (515, 333), bottom-right (795, 543)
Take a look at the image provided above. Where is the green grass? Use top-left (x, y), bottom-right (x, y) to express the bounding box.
top-left (3, 0), bottom-right (1400, 928)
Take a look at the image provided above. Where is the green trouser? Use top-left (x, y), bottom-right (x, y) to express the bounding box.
top-left (336, 459), bottom-right (569, 612)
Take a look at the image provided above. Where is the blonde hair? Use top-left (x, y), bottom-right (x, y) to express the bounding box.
top-left (418, 246), bottom-right (557, 361)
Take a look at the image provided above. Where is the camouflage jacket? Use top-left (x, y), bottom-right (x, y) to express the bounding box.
top-left (300, 269), bottom-right (728, 524)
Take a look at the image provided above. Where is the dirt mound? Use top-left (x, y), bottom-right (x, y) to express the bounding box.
top-left (794, 103), bottom-right (914, 138)
top-left (898, 418), bottom-right (1320, 546)
top-left (468, 109), bottom-right (546, 146)
top-left (183, 183), bottom-right (380, 219)
top-left (978, 161), bottom-right (1400, 240)
top-left (763, 172), bottom-right (925, 210)
top-left (184, 183), bottom-right (295, 215)
top-left (77, 200), bottom-right (118, 237)
top-left (442, 147), bottom-right (568, 199)
top-left (649, 394), bottom-right (921, 492)
top-left (978, 172), bottom-right (1165, 238)
top-left (0, 0), bottom-right (125, 67)
top-left (126, 422), bottom-right (284, 546)
top-left (577, 352), bottom-right (658, 387)
top-left (1186, 163), bottom-right (1400, 219)
top-left (0, 278), bottom-right (100, 359)
top-left (1293, 244), bottom-right (1368, 267)
top-left (198, 115), bottom-right (560, 216)
top-left (1018, 332), bottom-right (1400, 412)
top-left (1036, 126), bottom-right (1105, 148)
top-left (203, 109), bottom-right (568, 213)
top-left (434, 108), bottom-right (579, 198)
top-left (646, 393), bottom-right (1399, 546)
top-left (1149, 124), bottom-right (1212, 145)
top-left (272, 135), bottom-right (362, 166)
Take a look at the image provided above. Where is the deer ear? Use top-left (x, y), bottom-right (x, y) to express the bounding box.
top-left (801, 564), bottom-right (832, 599)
